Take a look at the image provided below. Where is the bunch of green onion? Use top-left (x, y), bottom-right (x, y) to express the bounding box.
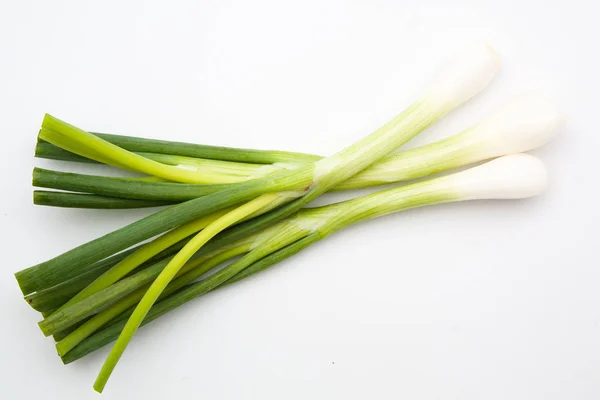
top-left (14, 42), bottom-right (562, 392)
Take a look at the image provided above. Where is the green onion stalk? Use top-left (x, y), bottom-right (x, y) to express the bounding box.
top-left (89, 43), bottom-right (504, 392)
top-left (60, 153), bottom-right (548, 366)
top-left (32, 90), bottom-right (561, 317)
top-left (25, 89), bottom-right (561, 356)
top-left (23, 237), bottom-right (191, 313)
top-left (30, 91), bottom-right (560, 356)
top-left (33, 92), bottom-right (560, 209)
top-left (16, 43), bottom-right (503, 391)
top-left (16, 43), bottom-right (501, 297)
top-left (35, 131), bottom-right (320, 165)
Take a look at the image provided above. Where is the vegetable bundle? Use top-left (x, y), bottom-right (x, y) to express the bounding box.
top-left (15, 43), bottom-right (562, 392)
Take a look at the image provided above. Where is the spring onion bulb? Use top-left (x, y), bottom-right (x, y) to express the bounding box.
top-left (334, 91), bottom-right (561, 188)
top-left (242, 154), bottom-right (548, 257)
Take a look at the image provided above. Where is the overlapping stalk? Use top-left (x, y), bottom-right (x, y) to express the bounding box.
top-left (13, 42), bottom-right (562, 393)
top-left (33, 92), bottom-right (559, 210)
top-left (59, 154), bottom-right (548, 365)
top-left (88, 43), bottom-right (501, 391)
top-left (25, 89), bottom-right (560, 363)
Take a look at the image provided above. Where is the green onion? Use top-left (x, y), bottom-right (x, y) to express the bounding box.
top-left (16, 169), bottom-right (310, 295)
top-left (39, 122), bottom-right (243, 184)
top-left (40, 236), bottom-right (255, 338)
top-left (51, 318), bottom-right (91, 342)
top-left (50, 210), bottom-right (233, 314)
top-left (33, 191), bottom-right (174, 209)
top-left (48, 222), bottom-right (302, 352)
top-left (19, 43), bottom-right (499, 298)
top-left (44, 70), bottom-right (562, 317)
top-left (55, 243), bottom-right (254, 356)
top-left (33, 92), bottom-right (560, 209)
top-left (32, 168), bottom-right (236, 201)
top-left (92, 42), bottom-right (501, 392)
top-left (25, 265), bottom-right (116, 313)
top-left (32, 86), bottom-right (561, 348)
top-left (36, 140), bottom-right (94, 163)
top-left (62, 153), bottom-right (547, 365)
top-left (20, 43), bottom-right (556, 392)
top-left (37, 132), bottom-right (320, 165)
top-left (24, 237), bottom-right (192, 312)
top-left (45, 194), bottom-right (298, 318)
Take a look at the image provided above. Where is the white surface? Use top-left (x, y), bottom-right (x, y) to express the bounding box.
top-left (0, 0), bottom-right (598, 398)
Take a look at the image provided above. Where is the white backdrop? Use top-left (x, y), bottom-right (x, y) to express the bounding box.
top-left (1, 0), bottom-right (598, 398)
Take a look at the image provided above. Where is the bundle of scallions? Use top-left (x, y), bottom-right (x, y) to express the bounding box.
top-left (14, 42), bottom-right (562, 393)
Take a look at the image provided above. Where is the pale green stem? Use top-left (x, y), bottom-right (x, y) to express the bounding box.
top-left (40, 115), bottom-right (245, 184)
top-left (94, 105), bottom-right (448, 391)
top-left (93, 100), bottom-right (444, 391)
top-left (53, 209), bottom-right (233, 313)
top-left (140, 152), bottom-right (269, 178)
top-left (337, 128), bottom-right (481, 189)
top-left (93, 193), bottom-right (283, 392)
top-left (38, 128), bottom-right (132, 171)
top-left (53, 192), bottom-right (295, 317)
top-left (56, 243), bottom-right (251, 356)
top-left (58, 219), bottom-right (306, 355)
top-left (93, 44), bottom-right (499, 389)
